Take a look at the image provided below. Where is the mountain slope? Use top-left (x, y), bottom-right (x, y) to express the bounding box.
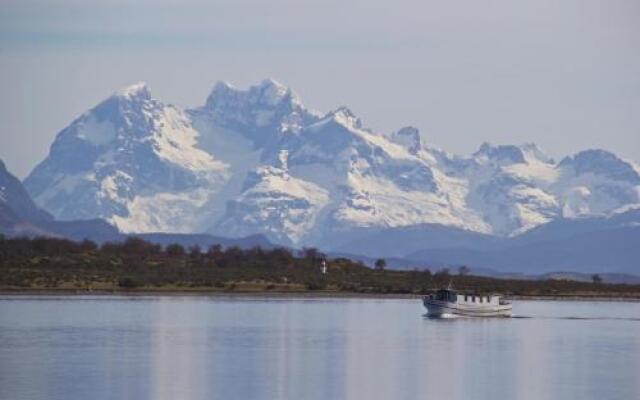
top-left (1, 159), bottom-right (120, 240)
top-left (22, 79), bottom-right (640, 256)
top-left (24, 83), bottom-right (229, 233)
top-left (408, 226), bottom-right (640, 275)
top-left (331, 224), bottom-right (507, 259)
top-left (1, 160), bottom-right (52, 225)
top-left (3, 158), bottom-right (272, 248)
top-left (403, 209), bottom-right (640, 274)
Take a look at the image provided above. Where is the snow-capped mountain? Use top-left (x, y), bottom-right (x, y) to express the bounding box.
top-left (460, 143), bottom-right (640, 236)
top-left (24, 79), bottom-right (640, 248)
top-left (197, 79), bottom-right (319, 144)
top-left (213, 150), bottom-right (330, 244)
top-left (24, 83), bottom-right (229, 233)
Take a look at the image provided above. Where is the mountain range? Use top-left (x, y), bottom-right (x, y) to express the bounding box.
top-left (3, 79), bottom-right (639, 276)
top-left (0, 158), bottom-right (270, 249)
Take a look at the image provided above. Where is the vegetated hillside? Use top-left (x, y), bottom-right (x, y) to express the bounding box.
top-left (1, 236), bottom-right (639, 299)
top-left (134, 232), bottom-right (273, 250)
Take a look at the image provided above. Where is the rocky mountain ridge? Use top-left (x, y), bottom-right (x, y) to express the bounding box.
top-left (23, 79), bottom-right (640, 249)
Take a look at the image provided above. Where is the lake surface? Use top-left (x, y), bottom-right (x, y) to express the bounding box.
top-left (0, 295), bottom-right (638, 400)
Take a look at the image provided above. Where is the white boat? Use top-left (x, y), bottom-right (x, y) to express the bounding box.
top-left (423, 289), bottom-right (512, 318)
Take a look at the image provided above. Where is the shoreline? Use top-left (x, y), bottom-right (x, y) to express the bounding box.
top-left (1, 288), bottom-right (639, 302)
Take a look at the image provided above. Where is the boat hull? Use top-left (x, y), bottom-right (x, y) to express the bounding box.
top-left (423, 299), bottom-right (512, 318)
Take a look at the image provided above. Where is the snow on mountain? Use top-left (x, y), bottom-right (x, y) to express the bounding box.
top-left (453, 143), bottom-right (640, 236)
top-left (184, 79), bottom-right (324, 235)
top-left (197, 79), bottom-right (320, 145)
top-left (23, 79), bottom-right (640, 245)
top-left (460, 143), bottom-right (561, 236)
top-left (213, 150), bottom-right (329, 244)
top-left (554, 150), bottom-right (640, 218)
top-left (24, 83), bottom-right (228, 233)
top-left (277, 107), bottom-right (489, 244)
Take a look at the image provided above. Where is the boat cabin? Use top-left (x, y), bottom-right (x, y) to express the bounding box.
top-left (429, 289), bottom-right (500, 305)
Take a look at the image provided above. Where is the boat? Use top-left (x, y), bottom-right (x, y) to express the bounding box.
top-left (423, 288), bottom-right (512, 318)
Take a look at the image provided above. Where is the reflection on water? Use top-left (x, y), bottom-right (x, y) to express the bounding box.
top-left (0, 296), bottom-right (638, 400)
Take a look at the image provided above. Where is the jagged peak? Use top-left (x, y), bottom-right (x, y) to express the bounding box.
top-left (324, 106), bottom-right (364, 130)
top-left (560, 148), bottom-right (620, 164)
top-left (258, 77), bottom-right (287, 92)
top-left (205, 78), bottom-right (303, 110)
top-left (520, 143), bottom-right (554, 164)
top-left (560, 149), bottom-right (635, 171)
top-left (213, 80), bottom-right (235, 90)
top-left (114, 82), bottom-right (151, 101)
top-left (476, 141), bottom-right (494, 153)
top-left (396, 126), bottom-right (420, 136)
top-left (473, 142), bottom-right (554, 165)
top-left (391, 126), bottom-right (422, 154)
top-left (257, 78), bottom-right (301, 106)
top-left (558, 149), bottom-right (640, 183)
top-left (474, 142), bottom-right (526, 164)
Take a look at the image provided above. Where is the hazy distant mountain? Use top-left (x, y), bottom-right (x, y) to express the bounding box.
top-left (1, 159), bottom-right (52, 236)
top-left (20, 79), bottom-right (640, 274)
top-left (405, 209), bottom-right (640, 275)
top-left (406, 226), bottom-right (639, 275)
top-left (330, 224), bottom-right (506, 259)
top-left (1, 159), bottom-right (120, 240)
top-left (1, 160), bottom-right (52, 226)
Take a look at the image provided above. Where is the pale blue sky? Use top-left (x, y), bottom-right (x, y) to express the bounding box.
top-left (1, 0), bottom-right (639, 177)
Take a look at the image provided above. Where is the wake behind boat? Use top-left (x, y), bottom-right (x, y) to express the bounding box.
top-left (423, 289), bottom-right (512, 318)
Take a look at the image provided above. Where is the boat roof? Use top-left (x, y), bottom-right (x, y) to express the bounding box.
top-left (436, 289), bottom-right (502, 297)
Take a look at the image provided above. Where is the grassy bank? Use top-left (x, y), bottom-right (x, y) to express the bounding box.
top-left (1, 236), bottom-right (639, 299)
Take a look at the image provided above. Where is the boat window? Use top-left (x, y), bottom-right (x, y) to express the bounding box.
top-left (472, 295), bottom-right (475, 302)
top-left (480, 296), bottom-right (483, 303)
top-left (464, 295), bottom-right (468, 302)
top-left (436, 290), bottom-right (457, 302)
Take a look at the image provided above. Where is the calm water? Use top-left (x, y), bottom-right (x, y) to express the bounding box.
top-left (0, 296), bottom-right (638, 400)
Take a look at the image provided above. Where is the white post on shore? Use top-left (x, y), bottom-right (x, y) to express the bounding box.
top-left (321, 259), bottom-right (327, 275)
